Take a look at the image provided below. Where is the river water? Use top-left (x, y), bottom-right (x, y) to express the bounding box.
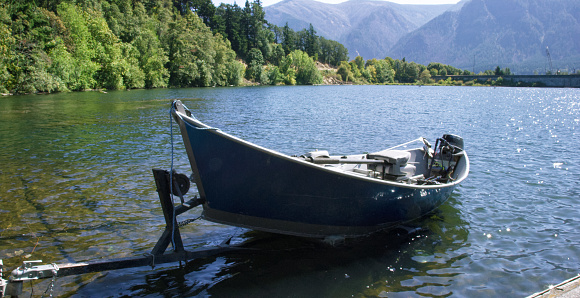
top-left (0, 86), bottom-right (578, 297)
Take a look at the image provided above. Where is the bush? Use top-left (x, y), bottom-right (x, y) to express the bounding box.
top-left (225, 60), bottom-right (244, 86)
top-left (280, 50), bottom-right (322, 85)
top-left (337, 61), bottom-right (352, 82)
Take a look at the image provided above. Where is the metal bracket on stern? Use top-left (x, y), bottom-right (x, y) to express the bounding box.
top-left (150, 168), bottom-right (205, 254)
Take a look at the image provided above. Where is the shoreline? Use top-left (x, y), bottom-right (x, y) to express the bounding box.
top-left (3, 75), bottom-right (579, 97)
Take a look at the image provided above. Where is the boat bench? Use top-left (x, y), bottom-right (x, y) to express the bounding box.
top-left (367, 150), bottom-right (413, 178)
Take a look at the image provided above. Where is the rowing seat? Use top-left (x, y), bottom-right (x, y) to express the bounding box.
top-left (367, 150), bottom-right (412, 178)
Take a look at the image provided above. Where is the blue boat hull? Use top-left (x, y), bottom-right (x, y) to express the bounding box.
top-left (172, 101), bottom-right (466, 238)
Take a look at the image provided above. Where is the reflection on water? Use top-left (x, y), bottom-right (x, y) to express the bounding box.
top-left (1, 86), bottom-right (579, 297)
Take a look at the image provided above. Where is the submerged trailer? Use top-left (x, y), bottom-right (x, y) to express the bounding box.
top-left (0, 169), bottom-right (246, 297)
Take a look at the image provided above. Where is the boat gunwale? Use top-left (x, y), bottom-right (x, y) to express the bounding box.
top-left (172, 108), bottom-right (469, 190)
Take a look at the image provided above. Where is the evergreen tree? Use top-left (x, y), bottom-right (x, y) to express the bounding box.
top-left (305, 24), bottom-right (319, 59)
top-left (189, 0), bottom-right (215, 26)
top-left (269, 23), bottom-right (283, 44)
top-left (215, 3), bottom-right (245, 59)
top-left (282, 22), bottom-right (295, 55)
top-left (270, 43), bottom-right (285, 66)
top-left (245, 47), bottom-right (264, 81)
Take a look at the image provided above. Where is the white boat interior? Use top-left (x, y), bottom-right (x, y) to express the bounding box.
top-left (296, 137), bottom-right (468, 185)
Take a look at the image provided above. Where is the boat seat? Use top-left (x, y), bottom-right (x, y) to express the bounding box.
top-left (367, 150), bottom-right (411, 165)
top-left (367, 150), bottom-right (411, 178)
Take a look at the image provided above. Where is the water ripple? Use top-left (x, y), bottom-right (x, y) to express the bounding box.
top-left (1, 86), bottom-right (579, 297)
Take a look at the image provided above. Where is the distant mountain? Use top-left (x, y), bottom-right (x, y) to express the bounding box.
top-left (389, 0), bottom-right (580, 73)
top-left (264, 0), bottom-right (452, 60)
top-left (266, 0), bottom-right (580, 74)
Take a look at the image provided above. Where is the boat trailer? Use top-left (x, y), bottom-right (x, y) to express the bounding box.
top-left (0, 169), bottom-right (247, 297)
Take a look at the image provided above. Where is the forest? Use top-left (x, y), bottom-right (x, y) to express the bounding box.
top-left (0, 0), bottom-right (343, 94)
top-left (0, 0), bottom-right (476, 95)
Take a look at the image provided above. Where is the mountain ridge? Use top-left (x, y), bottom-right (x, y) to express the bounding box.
top-left (390, 0), bottom-right (580, 73)
top-left (265, 0), bottom-right (580, 74)
top-left (265, 0), bottom-right (452, 60)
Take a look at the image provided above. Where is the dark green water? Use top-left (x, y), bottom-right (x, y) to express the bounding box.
top-left (1, 86), bottom-right (579, 297)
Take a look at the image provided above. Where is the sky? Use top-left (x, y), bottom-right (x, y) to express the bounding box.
top-left (211, 0), bottom-right (462, 6)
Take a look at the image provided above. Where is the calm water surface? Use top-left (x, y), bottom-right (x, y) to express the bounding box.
top-left (0, 86), bottom-right (579, 297)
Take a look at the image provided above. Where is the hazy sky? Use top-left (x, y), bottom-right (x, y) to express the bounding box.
top-left (211, 0), bottom-right (462, 7)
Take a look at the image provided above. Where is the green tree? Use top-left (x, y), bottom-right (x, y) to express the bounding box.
top-left (374, 59), bottom-right (394, 83)
top-left (427, 62), bottom-right (445, 76)
top-left (225, 59), bottom-right (244, 86)
top-left (47, 38), bottom-right (74, 92)
top-left (124, 2), bottom-right (169, 88)
top-left (363, 65), bottom-right (376, 83)
top-left (264, 65), bottom-right (282, 85)
top-left (349, 56), bottom-right (364, 79)
top-left (167, 13), bottom-right (205, 87)
top-left (305, 23), bottom-right (319, 58)
top-left (57, 2), bottom-right (99, 90)
top-left (429, 68), bottom-right (438, 77)
top-left (1, 3), bottom-right (61, 93)
top-left (214, 3), bottom-right (245, 58)
top-left (270, 43), bottom-right (285, 66)
top-left (102, 1), bottom-right (122, 38)
top-left (0, 6), bottom-right (15, 93)
top-left (256, 27), bottom-right (274, 62)
top-left (269, 23), bottom-right (283, 43)
top-left (318, 37), bottom-right (347, 67)
top-left (120, 42), bottom-right (146, 89)
top-left (404, 62), bottom-right (420, 83)
top-left (189, 0), bottom-right (215, 26)
top-left (280, 50), bottom-right (322, 85)
top-left (445, 64), bottom-right (462, 75)
top-left (353, 56), bottom-right (365, 72)
top-left (245, 47), bottom-right (264, 81)
top-left (87, 8), bottom-right (134, 90)
top-left (250, 0), bottom-right (266, 47)
top-left (282, 22), bottom-right (295, 55)
top-left (167, 10), bottom-right (240, 87)
top-left (134, 26), bottom-right (169, 88)
top-left (337, 61), bottom-right (353, 82)
top-left (418, 69), bottom-right (431, 84)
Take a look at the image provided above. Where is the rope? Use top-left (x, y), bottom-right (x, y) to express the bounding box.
top-left (169, 104), bottom-right (177, 251)
top-left (168, 101), bottom-right (215, 249)
top-left (385, 137), bottom-right (425, 151)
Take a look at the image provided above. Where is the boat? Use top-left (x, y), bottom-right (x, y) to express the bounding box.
top-left (171, 100), bottom-right (469, 238)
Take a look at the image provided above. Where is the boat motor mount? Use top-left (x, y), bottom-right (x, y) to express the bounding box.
top-left (427, 134), bottom-right (464, 181)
